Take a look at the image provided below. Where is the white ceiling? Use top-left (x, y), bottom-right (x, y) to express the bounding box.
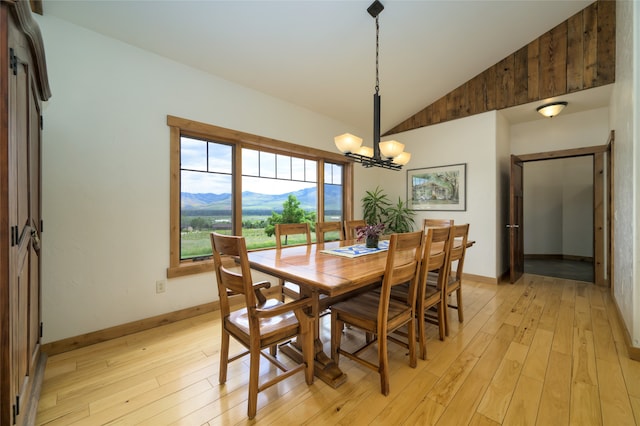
top-left (43, 0), bottom-right (607, 131)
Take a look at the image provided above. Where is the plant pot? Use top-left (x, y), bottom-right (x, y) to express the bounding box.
top-left (365, 235), bottom-right (379, 248)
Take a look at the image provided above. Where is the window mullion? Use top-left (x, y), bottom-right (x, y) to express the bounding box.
top-left (234, 143), bottom-right (243, 236)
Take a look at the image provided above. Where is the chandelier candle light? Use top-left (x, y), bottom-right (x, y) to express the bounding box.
top-left (334, 0), bottom-right (410, 171)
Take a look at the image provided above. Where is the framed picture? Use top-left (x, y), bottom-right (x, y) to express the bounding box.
top-left (407, 163), bottom-right (466, 211)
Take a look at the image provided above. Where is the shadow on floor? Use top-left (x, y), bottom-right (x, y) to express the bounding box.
top-left (524, 258), bottom-right (594, 283)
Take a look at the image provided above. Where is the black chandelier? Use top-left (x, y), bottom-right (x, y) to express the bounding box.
top-left (334, 0), bottom-right (410, 171)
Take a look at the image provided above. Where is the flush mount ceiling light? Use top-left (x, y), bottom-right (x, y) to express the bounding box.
top-left (334, 0), bottom-right (410, 171)
top-left (536, 101), bottom-right (568, 118)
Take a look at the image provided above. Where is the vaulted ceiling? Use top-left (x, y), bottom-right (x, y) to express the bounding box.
top-left (387, 0), bottom-right (615, 134)
top-left (42, 0), bottom-right (607, 134)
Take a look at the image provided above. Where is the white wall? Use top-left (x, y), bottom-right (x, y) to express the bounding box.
top-left (385, 112), bottom-right (500, 280)
top-left (524, 161), bottom-right (564, 254)
top-left (609, 0), bottom-right (638, 346)
top-left (562, 157), bottom-right (593, 257)
top-left (523, 157), bottom-right (593, 257)
top-left (36, 15), bottom-right (366, 343)
top-left (510, 107), bottom-right (610, 155)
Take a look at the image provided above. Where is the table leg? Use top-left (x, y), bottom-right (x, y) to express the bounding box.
top-left (279, 288), bottom-right (347, 388)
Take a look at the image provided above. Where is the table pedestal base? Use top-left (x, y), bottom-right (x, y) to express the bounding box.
top-left (279, 338), bottom-right (347, 388)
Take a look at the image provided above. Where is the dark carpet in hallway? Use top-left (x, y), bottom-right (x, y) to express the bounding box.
top-left (524, 258), bottom-right (594, 282)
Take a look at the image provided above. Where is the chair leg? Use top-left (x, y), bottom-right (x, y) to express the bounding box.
top-left (407, 318), bottom-right (417, 368)
top-left (219, 329), bottom-right (230, 384)
top-left (444, 295), bottom-right (451, 337)
top-left (437, 300), bottom-right (446, 341)
top-left (331, 311), bottom-right (343, 364)
top-left (417, 302), bottom-right (427, 361)
top-left (365, 332), bottom-right (374, 343)
top-left (378, 329), bottom-right (390, 396)
top-left (247, 344), bottom-right (261, 420)
top-left (456, 288), bottom-right (464, 322)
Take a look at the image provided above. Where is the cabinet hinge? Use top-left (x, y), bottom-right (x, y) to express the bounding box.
top-left (40, 115), bottom-right (44, 130)
top-left (12, 403), bottom-right (16, 425)
top-left (41, 219), bottom-right (44, 233)
top-left (15, 395), bottom-right (20, 416)
top-left (40, 322), bottom-right (43, 338)
top-left (11, 226), bottom-right (17, 247)
top-left (9, 48), bottom-right (18, 76)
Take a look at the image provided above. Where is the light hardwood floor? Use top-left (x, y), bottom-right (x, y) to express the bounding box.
top-left (36, 274), bottom-right (640, 425)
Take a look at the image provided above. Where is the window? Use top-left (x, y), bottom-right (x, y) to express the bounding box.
top-left (324, 162), bottom-right (343, 222)
top-left (167, 115), bottom-right (355, 277)
top-left (242, 148), bottom-right (318, 249)
top-left (180, 137), bottom-right (233, 260)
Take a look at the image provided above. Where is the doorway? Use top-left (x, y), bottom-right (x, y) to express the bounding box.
top-left (508, 134), bottom-right (613, 286)
top-left (523, 156), bottom-right (594, 282)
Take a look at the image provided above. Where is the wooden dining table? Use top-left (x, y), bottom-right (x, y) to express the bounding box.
top-left (247, 239), bottom-right (387, 387)
top-left (247, 238), bottom-right (475, 388)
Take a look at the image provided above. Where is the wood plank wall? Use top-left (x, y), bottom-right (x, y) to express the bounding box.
top-left (384, 0), bottom-right (615, 136)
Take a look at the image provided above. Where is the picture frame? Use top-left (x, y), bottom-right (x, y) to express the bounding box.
top-left (407, 163), bottom-right (467, 211)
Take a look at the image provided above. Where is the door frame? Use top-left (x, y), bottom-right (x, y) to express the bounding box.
top-left (509, 132), bottom-right (613, 286)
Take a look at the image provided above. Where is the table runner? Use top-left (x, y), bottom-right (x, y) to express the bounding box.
top-left (320, 240), bottom-right (390, 258)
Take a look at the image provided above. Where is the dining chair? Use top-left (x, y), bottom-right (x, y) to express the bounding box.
top-left (344, 219), bottom-right (367, 240)
top-left (423, 218), bottom-right (454, 229)
top-left (275, 222), bottom-right (312, 248)
top-left (390, 226), bottom-right (453, 360)
top-left (428, 223), bottom-right (469, 336)
top-left (275, 223), bottom-right (312, 300)
top-left (330, 230), bottom-right (424, 395)
top-left (210, 232), bottom-right (314, 419)
top-left (315, 221), bottom-right (344, 243)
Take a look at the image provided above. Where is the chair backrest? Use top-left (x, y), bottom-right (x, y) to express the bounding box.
top-left (378, 230), bottom-right (424, 323)
top-left (423, 218), bottom-right (454, 229)
top-left (210, 232), bottom-right (257, 317)
top-left (449, 223), bottom-right (470, 281)
top-left (421, 226), bottom-right (454, 291)
top-left (344, 219), bottom-right (367, 240)
top-left (275, 223), bottom-right (311, 249)
top-left (315, 221), bottom-right (344, 243)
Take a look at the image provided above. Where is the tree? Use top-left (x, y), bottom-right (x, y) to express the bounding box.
top-left (189, 217), bottom-right (210, 230)
top-left (264, 194), bottom-right (316, 237)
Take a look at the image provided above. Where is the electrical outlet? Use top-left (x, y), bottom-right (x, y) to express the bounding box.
top-left (156, 280), bottom-right (166, 293)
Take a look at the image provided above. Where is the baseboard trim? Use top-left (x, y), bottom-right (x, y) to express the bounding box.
top-left (41, 286), bottom-right (282, 356)
top-left (462, 272), bottom-right (499, 285)
top-left (611, 294), bottom-right (640, 361)
top-left (41, 302), bottom-right (219, 356)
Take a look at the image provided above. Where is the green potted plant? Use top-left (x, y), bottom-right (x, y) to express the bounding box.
top-left (384, 197), bottom-right (416, 233)
top-left (361, 186), bottom-right (391, 225)
top-left (361, 186), bottom-right (416, 235)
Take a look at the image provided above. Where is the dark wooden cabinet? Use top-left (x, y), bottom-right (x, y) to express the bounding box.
top-left (1, 1), bottom-right (50, 425)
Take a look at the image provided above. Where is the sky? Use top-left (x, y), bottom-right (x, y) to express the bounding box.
top-left (181, 136), bottom-right (321, 195)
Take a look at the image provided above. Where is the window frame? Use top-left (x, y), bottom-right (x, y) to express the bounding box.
top-left (167, 115), bottom-right (355, 278)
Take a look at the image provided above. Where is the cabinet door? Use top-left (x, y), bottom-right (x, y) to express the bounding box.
top-left (7, 26), bottom-right (40, 421)
top-left (28, 69), bottom-right (42, 373)
top-left (12, 46), bottom-right (30, 419)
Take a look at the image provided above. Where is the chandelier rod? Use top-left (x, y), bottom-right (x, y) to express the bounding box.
top-left (373, 11), bottom-right (381, 160)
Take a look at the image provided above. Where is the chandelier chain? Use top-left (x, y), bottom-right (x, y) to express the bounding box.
top-left (375, 16), bottom-right (379, 94)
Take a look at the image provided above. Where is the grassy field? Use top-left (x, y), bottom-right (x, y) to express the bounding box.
top-left (181, 212), bottom-right (343, 259)
top-left (181, 227), bottom-right (323, 259)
